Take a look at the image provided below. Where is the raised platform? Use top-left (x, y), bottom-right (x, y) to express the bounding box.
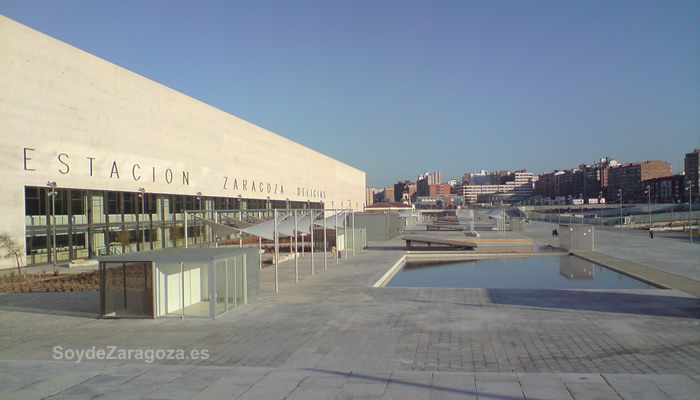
top-left (402, 236), bottom-right (477, 250)
top-left (426, 224), bottom-right (468, 231)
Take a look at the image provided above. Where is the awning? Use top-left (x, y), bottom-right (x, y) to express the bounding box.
top-left (277, 211), bottom-right (315, 236)
top-left (315, 211), bottom-right (346, 230)
top-left (219, 214), bottom-right (253, 229)
top-left (487, 209), bottom-right (505, 219)
top-left (239, 215), bottom-right (288, 241)
top-left (194, 215), bottom-right (240, 238)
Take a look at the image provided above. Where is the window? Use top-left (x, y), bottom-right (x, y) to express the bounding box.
top-left (123, 192), bottom-right (135, 214)
top-left (25, 187), bottom-right (46, 216)
top-left (106, 192), bottom-right (119, 214)
top-left (173, 195), bottom-right (183, 214)
top-left (70, 190), bottom-right (85, 215)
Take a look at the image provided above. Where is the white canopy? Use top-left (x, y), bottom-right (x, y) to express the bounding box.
top-left (239, 215), bottom-right (288, 241)
top-left (487, 209), bottom-right (505, 219)
top-left (277, 211), bottom-right (315, 236)
top-left (193, 215), bottom-right (239, 238)
top-left (219, 214), bottom-right (253, 229)
top-left (315, 211), bottom-right (346, 230)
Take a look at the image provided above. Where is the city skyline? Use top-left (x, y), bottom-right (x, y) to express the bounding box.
top-left (1, 1), bottom-right (698, 188)
top-left (371, 151), bottom-right (693, 189)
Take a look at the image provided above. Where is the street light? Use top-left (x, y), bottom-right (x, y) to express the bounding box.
top-left (646, 185), bottom-right (651, 232)
top-left (46, 181), bottom-right (57, 275)
top-left (138, 188), bottom-right (146, 251)
top-left (618, 188), bottom-right (623, 234)
top-left (196, 191), bottom-right (203, 244)
top-left (599, 191), bottom-right (603, 231)
top-left (688, 182), bottom-right (693, 245)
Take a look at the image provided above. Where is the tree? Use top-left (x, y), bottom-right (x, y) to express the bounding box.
top-left (0, 232), bottom-right (25, 274)
top-left (169, 226), bottom-right (183, 247)
top-left (115, 230), bottom-right (131, 253)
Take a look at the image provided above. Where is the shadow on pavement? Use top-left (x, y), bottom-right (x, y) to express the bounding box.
top-left (307, 368), bottom-right (517, 400)
top-left (0, 291), bottom-right (99, 318)
top-left (488, 289), bottom-right (700, 319)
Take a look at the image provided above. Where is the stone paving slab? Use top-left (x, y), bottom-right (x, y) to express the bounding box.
top-left (523, 221), bottom-right (700, 283)
top-left (0, 229), bottom-right (699, 399)
top-left (2, 361), bottom-right (700, 399)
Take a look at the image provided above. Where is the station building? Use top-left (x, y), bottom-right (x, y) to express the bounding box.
top-left (0, 15), bottom-right (366, 270)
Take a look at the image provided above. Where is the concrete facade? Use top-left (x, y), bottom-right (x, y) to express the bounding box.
top-left (353, 213), bottom-right (401, 241)
top-left (559, 224), bottom-right (595, 252)
top-left (0, 16), bottom-right (365, 269)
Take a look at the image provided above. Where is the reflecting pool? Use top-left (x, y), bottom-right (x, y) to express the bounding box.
top-left (386, 256), bottom-right (656, 289)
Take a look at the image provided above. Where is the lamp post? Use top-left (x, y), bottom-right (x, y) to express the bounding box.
top-left (646, 185), bottom-right (651, 231)
top-left (138, 188), bottom-right (146, 251)
top-left (599, 191), bottom-right (603, 231)
top-left (197, 192), bottom-right (203, 244)
top-left (688, 182), bottom-right (693, 245)
top-left (618, 188), bottom-right (623, 234)
top-left (46, 181), bottom-right (57, 275)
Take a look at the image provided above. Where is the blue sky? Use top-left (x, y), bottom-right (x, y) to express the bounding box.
top-left (1, 1), bottom-right (698, 188)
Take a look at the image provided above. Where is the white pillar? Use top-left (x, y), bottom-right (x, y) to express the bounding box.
top-left (184, 211), bottom-right (189, 249)
top-left (294, 210), bottom-right (298, 283)
top-left (352, 210), bottom-right (356, 256)
top-left (343, 211), bottom-right (348, 259)
top-left (274, 209), bottom-right (279, 293)
top-left (310, 211), bottom-right (315, 275)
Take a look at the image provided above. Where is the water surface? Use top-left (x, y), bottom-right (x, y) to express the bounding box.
top-left (386, 256), bottom-right (655, 289)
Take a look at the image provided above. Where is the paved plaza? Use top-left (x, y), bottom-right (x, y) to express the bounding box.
top-left (1, 222), bottom-right (699, 399)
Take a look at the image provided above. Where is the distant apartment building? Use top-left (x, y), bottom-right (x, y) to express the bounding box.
top-left (416, 171), bottom-right (442, 196)
top-left (643, 175), bottom-right (685, 204)
top-left (430, 183), bottom-right (451, 196)
top-left (513, 171), bottom-right (534, 199)
top-left (365, 187), bottom-right (378, 207)
top-left (608, 160), bottom-right (671, 203)
top-left (685, 149), bottom-right (700, 199)
top-left (383, 187), bottom-right (395, 203)
top-left (455, 170), bottom-right (533, 204)
top-left (536, 157), bottom-right (618, 200)
top-left (373, 187), bottom-right (394, 204)
top-left (461, 182), bottom-right (516, 204)
top-left (535, 169), bottom-right (576, 200)
top-left (467, 170), bottom-right (492, 185)
top-left (534, 171), bottom-right (556, 198)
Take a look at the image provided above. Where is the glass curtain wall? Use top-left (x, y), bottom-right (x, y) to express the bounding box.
top-left (25, 186), bottom-right (317, 267)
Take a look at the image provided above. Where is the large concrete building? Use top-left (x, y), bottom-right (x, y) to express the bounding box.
top-left (0, 16), bottom-right (365, 269)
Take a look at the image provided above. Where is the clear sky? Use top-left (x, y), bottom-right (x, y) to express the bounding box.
top-left (1, 1), bottom-right (698, 188)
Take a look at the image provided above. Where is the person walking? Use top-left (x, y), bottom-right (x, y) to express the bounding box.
top-left (330, 245), bottom-right (336, 259)
top-left (649, 229), bottom-right (654, 239)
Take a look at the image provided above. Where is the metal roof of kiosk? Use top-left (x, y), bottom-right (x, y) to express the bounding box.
top-left (97, 247), bottom-right (246, 263)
